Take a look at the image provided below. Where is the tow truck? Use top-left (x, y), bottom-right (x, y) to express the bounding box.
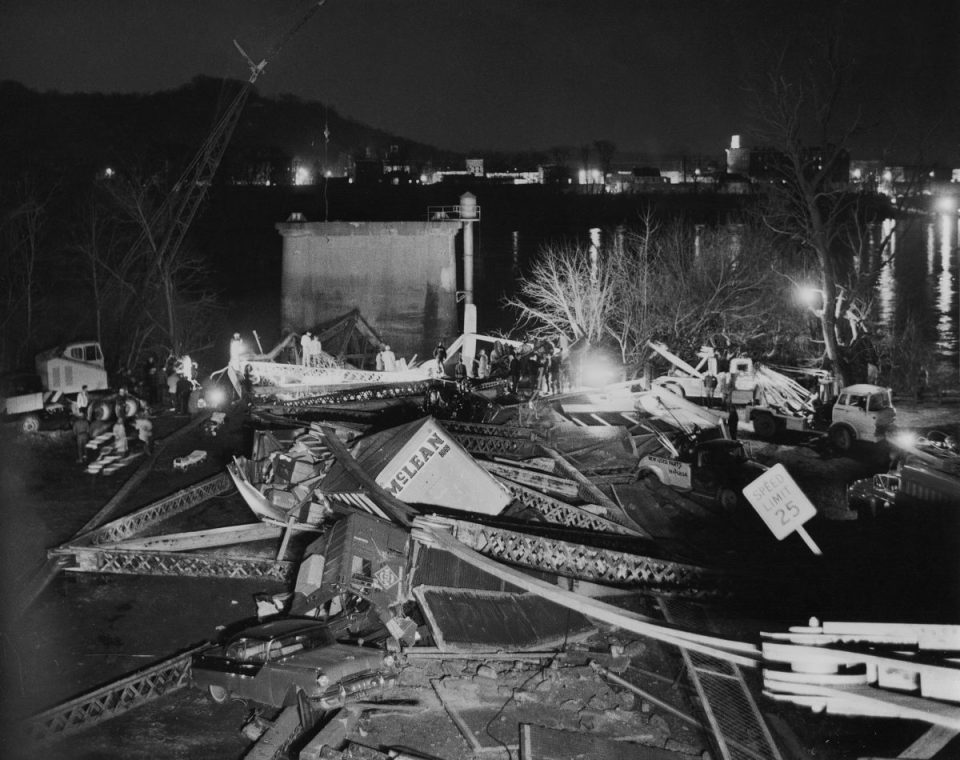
top-left (634, 421), bottom-right (768, 509)
top-left (0, 340), bottom-right (141, 433)
top-left (647, 342), bottom-right (895, 451)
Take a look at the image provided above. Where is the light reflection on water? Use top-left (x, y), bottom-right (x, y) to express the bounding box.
top-left (485, 216), bottom-right (959, 375)
top-left (875, 214), bottom-right (959, 370)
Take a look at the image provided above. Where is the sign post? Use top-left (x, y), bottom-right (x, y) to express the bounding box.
top-left (742, 463), bottom-right (822, 555)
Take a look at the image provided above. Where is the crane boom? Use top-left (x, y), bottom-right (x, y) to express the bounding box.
top-left (144, 2), bottom-right (326, 288)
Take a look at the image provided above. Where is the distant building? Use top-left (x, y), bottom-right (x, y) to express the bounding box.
top-left (725, 135), bottom-right (750, 176)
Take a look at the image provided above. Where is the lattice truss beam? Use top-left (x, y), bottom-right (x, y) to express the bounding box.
top-left (441, 519), bottom-right (731, 598)
top-left (276, 379), bottom-right (436, 408)
top-left (51, 473), bottom-right (293, 581)
top-left (25, 647), bottom-right (201, 744)
top-left (496, 477), bottom-right (641, 536)
top-left (71, 473), bottom-right (233, 547)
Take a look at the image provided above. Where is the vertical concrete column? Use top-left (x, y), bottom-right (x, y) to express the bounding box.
top-left (460, 193), bottom-right (477, 306)
top-left (460, 193), bottom-right (478, 374)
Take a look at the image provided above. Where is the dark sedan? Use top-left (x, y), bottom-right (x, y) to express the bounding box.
top-left (191, 618), bottom-right (398, 709)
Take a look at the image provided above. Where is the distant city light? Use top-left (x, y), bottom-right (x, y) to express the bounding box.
top-left (325, 170), bottom-right (332, 178)
top-left (103, 167), bottom-right (115, 178)
top-left (883, 170), bottom-right (893, 182)
top-left (851, 168), bottom-right (862, 180)
top-left (294, 166), bottom-right (312, 186)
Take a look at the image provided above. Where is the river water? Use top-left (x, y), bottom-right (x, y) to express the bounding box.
top-left (876, 214), bottom-right (960, 378)
top-left (211, 187), bottom-right (959, 384)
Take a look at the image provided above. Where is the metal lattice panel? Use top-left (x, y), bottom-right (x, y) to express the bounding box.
top-left (247, 360), bottom-right (418, 387)
top-left (498, 478), bottom-right (640, 536)
top-left (441, 419), bottom-right (539, 441)
top-left (448, 431), bottom-right (542, 460)
top-left (661, 600), bottom-right (783, 760)
top-left (25, 647), bottom-right (200, 744)
top-left (70, 473), bottom-right (233, 547)
top-left (278, 379), bottom-right (435, 408)
top-left (61, 547), bottom-right (294, 581)
top-left (446, 520), bottom-right (729, 598)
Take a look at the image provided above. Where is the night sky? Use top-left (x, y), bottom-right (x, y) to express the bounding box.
top-left (2, 0), bottom-right (958, 161)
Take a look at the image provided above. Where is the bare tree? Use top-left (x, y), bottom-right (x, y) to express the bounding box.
top-left (748, 33), bottom-right (920, 386)
top-left (505, 240), bottom-right (620, 349)
top-left (104, 173), bottom-right (220, 361)
top-left (508, 217), bottom-right (810, 369)
top-left (0, 176), bottom-right (55, 367)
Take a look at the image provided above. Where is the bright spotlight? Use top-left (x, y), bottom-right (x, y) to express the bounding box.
top-left (798, 286), bottom-right (823, 310)
top-left (207, 387), bottom-right (227, 408)
top-left (892, 431), bottom-right (917, 449)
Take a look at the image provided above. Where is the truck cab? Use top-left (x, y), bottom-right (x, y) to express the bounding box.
top-left (828, 384), bottom-right (895, 452)
top-left (640, 436), bottom-right (767, 509)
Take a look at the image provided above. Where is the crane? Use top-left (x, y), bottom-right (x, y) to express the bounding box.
top-left (134, 1), bottom-right (325, 351)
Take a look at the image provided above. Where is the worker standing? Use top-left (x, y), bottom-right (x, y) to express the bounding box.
top-left (454, 357), bottom-right (468, 390)
top-left (230, 332), bottom-right (244, 371)
top-left (382, 345), bottom-right (397, 372)
top-left (477, 349), bottom-right (490, 380)
top-left (310, 333), bottom-right (322, 367)
top-left (112, 417), bottom-right (129, 456)
top-left (433, 342), bottom-right (447, 376)
top-left (135, 411), bottom-right (154, 456)
top-left (76, 385), bottom-right (90, 419)
top-left (72, 413), bottom-right (90, 464)
top-left (727, 403), bottom-right (739, 440)
top-left (300, 331), bottom-right (313, 366)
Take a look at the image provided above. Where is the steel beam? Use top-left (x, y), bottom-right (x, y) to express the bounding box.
top-left (25, 646), bottom-right (202, 744)
top-left (69, 473), bottom-right (233, 547)
top-left (54, 546), bottom-right (294, 581)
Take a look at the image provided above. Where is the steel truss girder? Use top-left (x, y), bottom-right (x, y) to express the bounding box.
top-left (447, 431), bottom-right (542, 460)
top-left (57, 547), bottom-right (295, 581)
top-left (443, 519), bottom-right (729, 598)
top-left (277, 379), bottom-right (436, 408)
top-left (441, 419), bottom-right (539, 440)
top-left (70, 473), bottom-right (233, 547)
top-left (497, 478), bottom-right (641, 536)
top-left (25, 646), bottom-right (201, 744)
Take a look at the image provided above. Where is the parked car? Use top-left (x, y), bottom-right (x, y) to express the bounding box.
top-left (191, 618), bottom-right (399, 709)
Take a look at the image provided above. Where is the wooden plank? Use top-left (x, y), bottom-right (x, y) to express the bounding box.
top-left (480, 460), bottom-right (578, 498)
top-left (246, 704), bottom-right (306, 760)
top-left (540, 445), bottom-right (650, 537)
top-left (519, 723), bottom-right (675, 760)
top-left (898, 725), bottom-right (959, 758)
top-left (431, 679), bottom-right (482, 752)
top-left (102, 522), bottom-right (281, 551)
top-left (316, 425), bottom-right (418, 526)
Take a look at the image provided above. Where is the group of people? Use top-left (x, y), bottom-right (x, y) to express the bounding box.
top-left (430, 338), bottom-right (566, 396)
top-left (71, 395), bottom-right (154, 466)
top-left (299, 331), bottom-right (323, 367)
